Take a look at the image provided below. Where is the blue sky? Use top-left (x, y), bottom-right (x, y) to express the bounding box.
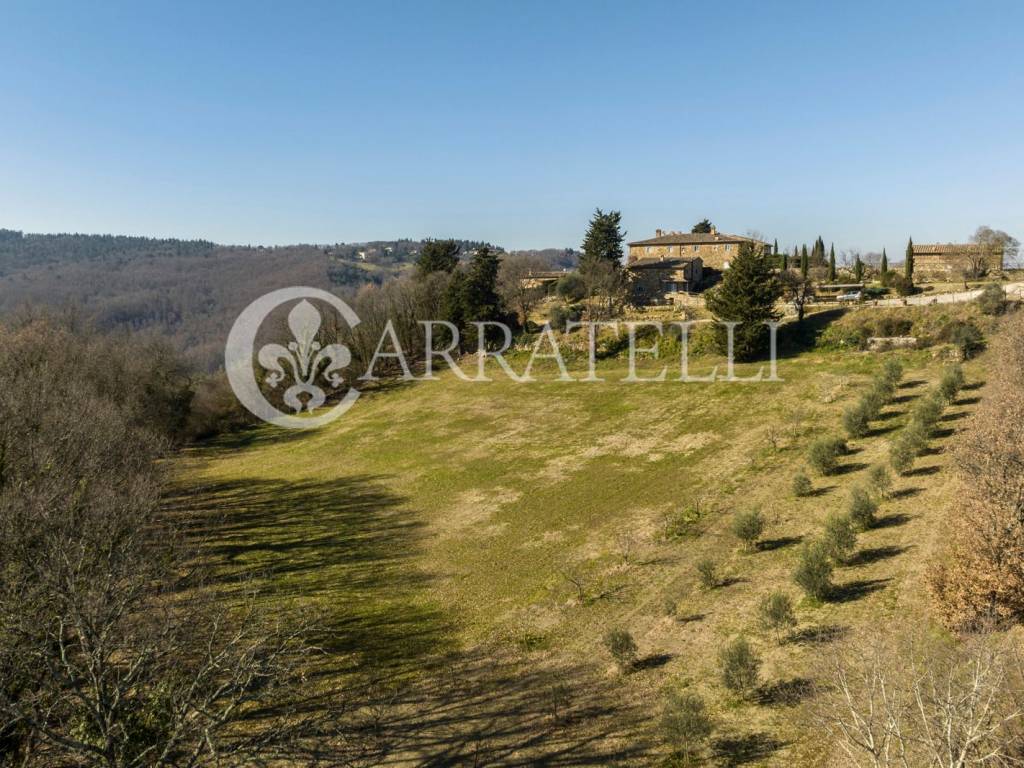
top-left (2, 1), bottom-right (1021, 257)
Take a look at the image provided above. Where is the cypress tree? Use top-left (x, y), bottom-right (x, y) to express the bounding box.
top-left (705, 241), bottom-right (783, 362)
top-left (828, 245), bottom-right (837, 282)
top-left (800, 245), bottom-right (809, 278)
top-left (881, 248), bottom-right (889, 275)
top-left (773, 238), bottom-right (779, 256)
top-left (780, 248), bottom-right (789, 271)
top-left (854, 253), bottom-right (864, 283)
top-left (905, 238), bottom-right (914, 281)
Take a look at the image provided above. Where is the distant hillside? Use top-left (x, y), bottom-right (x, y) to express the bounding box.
top-left (0, 229), bottom-right (575, 370)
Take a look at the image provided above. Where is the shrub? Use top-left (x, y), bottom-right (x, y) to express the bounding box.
top-left (888, 273), bottom-right (916, 296)
top-left (890, 436), bottom-right (916, 475)
top-left (823, 512), bottom-right (858, 562)
top-left (945, 320), bottom-right (984, 359)
top-left (842, 401), bottom-right (871, 438)
top-left (939, 364), bottom-right (965, 403)
top-left (547, 302), bottom-right (581, 331)
top-left (555, 273), bottom-right (586, 302)
top-left (758, 591), bottom-right (797, 642)
top-left (603, 629), bottom-right (637, 671)
top-left (718, 636), bottom-right (761, 697)
top-left (903, 419), bottom-right (929, 453)
top-left (808, 436), bottom-right (846, 475)
top-left (882, 358), bottom-right (904, 386)
top-left (660, 690), bottom-right (713, 765)
top-left (868, 464), bottom-right (892, 498)
top-left (696, 558), bottom-right (718, 590)
top-left (794, 540), bottom-right (833, 600)
top-left (977, 283), bottom-right (1006, 315)
top-left (848, 486), bottom-right (878, 531)
top-left (792, 472), bottom-right (813, 498)
top-left (731, 510), bottom-right (765, 551)
top-left (911, 394), bottom-right (944, 430)
top-left (861, 385), bottom-right (888, 420)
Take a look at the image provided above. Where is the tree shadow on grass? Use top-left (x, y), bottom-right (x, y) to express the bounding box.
top-left (165, 475), bottom-right (453, 673)
top-left (865, 423), bottom-right (900, 438)
top-left (905, 464), bottom-right (941, 477)
top-left (633, 653), bottom-right (674, 672)
top-left (757, 678), bottom-right (814, 707)
top-left (891, 393), bottom-right (920, 405)
top-left (874, 511), bottom-right (914, 528)
top-left (900, 379), bottom-right (926, 389)
top-left (829, 577), bottom-right (891, 604)
top-left (940, 411), bottom-right (969, 422)
top-left (832, 461), bottom-right (869, 476)
top-left (789, 624), bottom-right (847, 646)
top-left (956, 396), bottom-right (982, 406)
top-left (712, 732), bottom-right (785, 766)
top-left (805, 484), bottom-right (836, 498)
top-left (962, 381), bottom-right (985, 391)
top-left (759, 535), bottom-right (803, 552)
top-left (776, 308), bottom-right (847, 358)
top-left (281, 648), bottom-right (654, 767)
top-left (888, 487), bottom-right (921, 500)
top-left (847, 545), bottom-right (910, 567)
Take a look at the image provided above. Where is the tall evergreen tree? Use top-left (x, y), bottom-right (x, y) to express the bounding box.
top-left (416, 238), bottom-right (461, 275)
top-left (705, 241), bottom-right (783, 362)
top-left (905, 238), bottom-right (915, 281)
top-left (691, 218), bottom-right (714, 234)
top-left (800, 245), bottom-right (809, 278)
top-left (773, 238), bottom-right (779, 256)
top-left (454, 245), bottom-right (508, 350)
top-left (881, 248), bottom-right (889, 275)
top-left (579, 209), bottom-right (625, 273)
top-left (854, 253), bottom-right (864, 282)
top-left (779, 248), bottom-right (789, 271)
top-left (827, 245), bottom-right (837, 281)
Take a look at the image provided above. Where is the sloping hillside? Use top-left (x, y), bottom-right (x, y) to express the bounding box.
top-left (171, 342), bottom-right (988, 765)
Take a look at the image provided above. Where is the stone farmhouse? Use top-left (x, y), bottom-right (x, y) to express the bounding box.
top-left (912, 242), bottom-right (1004, 279)
top-left (625, 227), bottom-right (766, 305)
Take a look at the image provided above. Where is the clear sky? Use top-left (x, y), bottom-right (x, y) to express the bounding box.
top-left (2, 0), bottom-right (1021, 258)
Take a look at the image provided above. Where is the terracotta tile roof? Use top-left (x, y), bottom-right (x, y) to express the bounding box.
top-left (912, 243), bottom-right (987, 255)
top-left (628, 232), bottom-right (759, 247)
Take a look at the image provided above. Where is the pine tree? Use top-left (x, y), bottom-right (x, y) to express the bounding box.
top-left (579, 209), bottom-right (624, 273)
top-left (881, 248), bottom-right (889, 275)
top-left (905, 238), bottom-right (915, 281)
top-left (705, 241), bottom-right (783, 362)
top-left (691, 218), bottom-right (714, 234)
top-left (453, 245), bottom-right (508, 350)
top-left (417, 238), bottom-right (461, 275)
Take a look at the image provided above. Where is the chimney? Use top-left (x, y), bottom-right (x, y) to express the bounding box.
top-left (710, 225), bottom-right (718, 237)
top-left (655, 228), bottom-right (663, 237)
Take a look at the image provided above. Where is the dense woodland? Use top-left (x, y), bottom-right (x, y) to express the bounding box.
top-left (0, 229), bottom-right (575, 371)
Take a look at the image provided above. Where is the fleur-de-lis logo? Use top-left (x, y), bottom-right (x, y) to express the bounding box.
top-left (257, 300), bottom-right (352, 413)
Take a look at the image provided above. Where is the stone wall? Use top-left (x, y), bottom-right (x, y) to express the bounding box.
top-left (628, 242), bottom-right (739, 269)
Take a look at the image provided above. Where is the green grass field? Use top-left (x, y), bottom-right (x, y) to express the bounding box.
top-left (172, 334), bottom-right (986, 766)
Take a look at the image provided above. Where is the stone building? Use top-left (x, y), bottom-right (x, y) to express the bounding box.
top-left (912, 242), bottom-right (1004, 279)
top-left (625, 256), bottom-right (703, 306)
top-left (627, 227), bottom-right (766, 270)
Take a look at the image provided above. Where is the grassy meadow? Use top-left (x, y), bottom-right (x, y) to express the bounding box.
top-left (171, 320), bottom-right (987, 766)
